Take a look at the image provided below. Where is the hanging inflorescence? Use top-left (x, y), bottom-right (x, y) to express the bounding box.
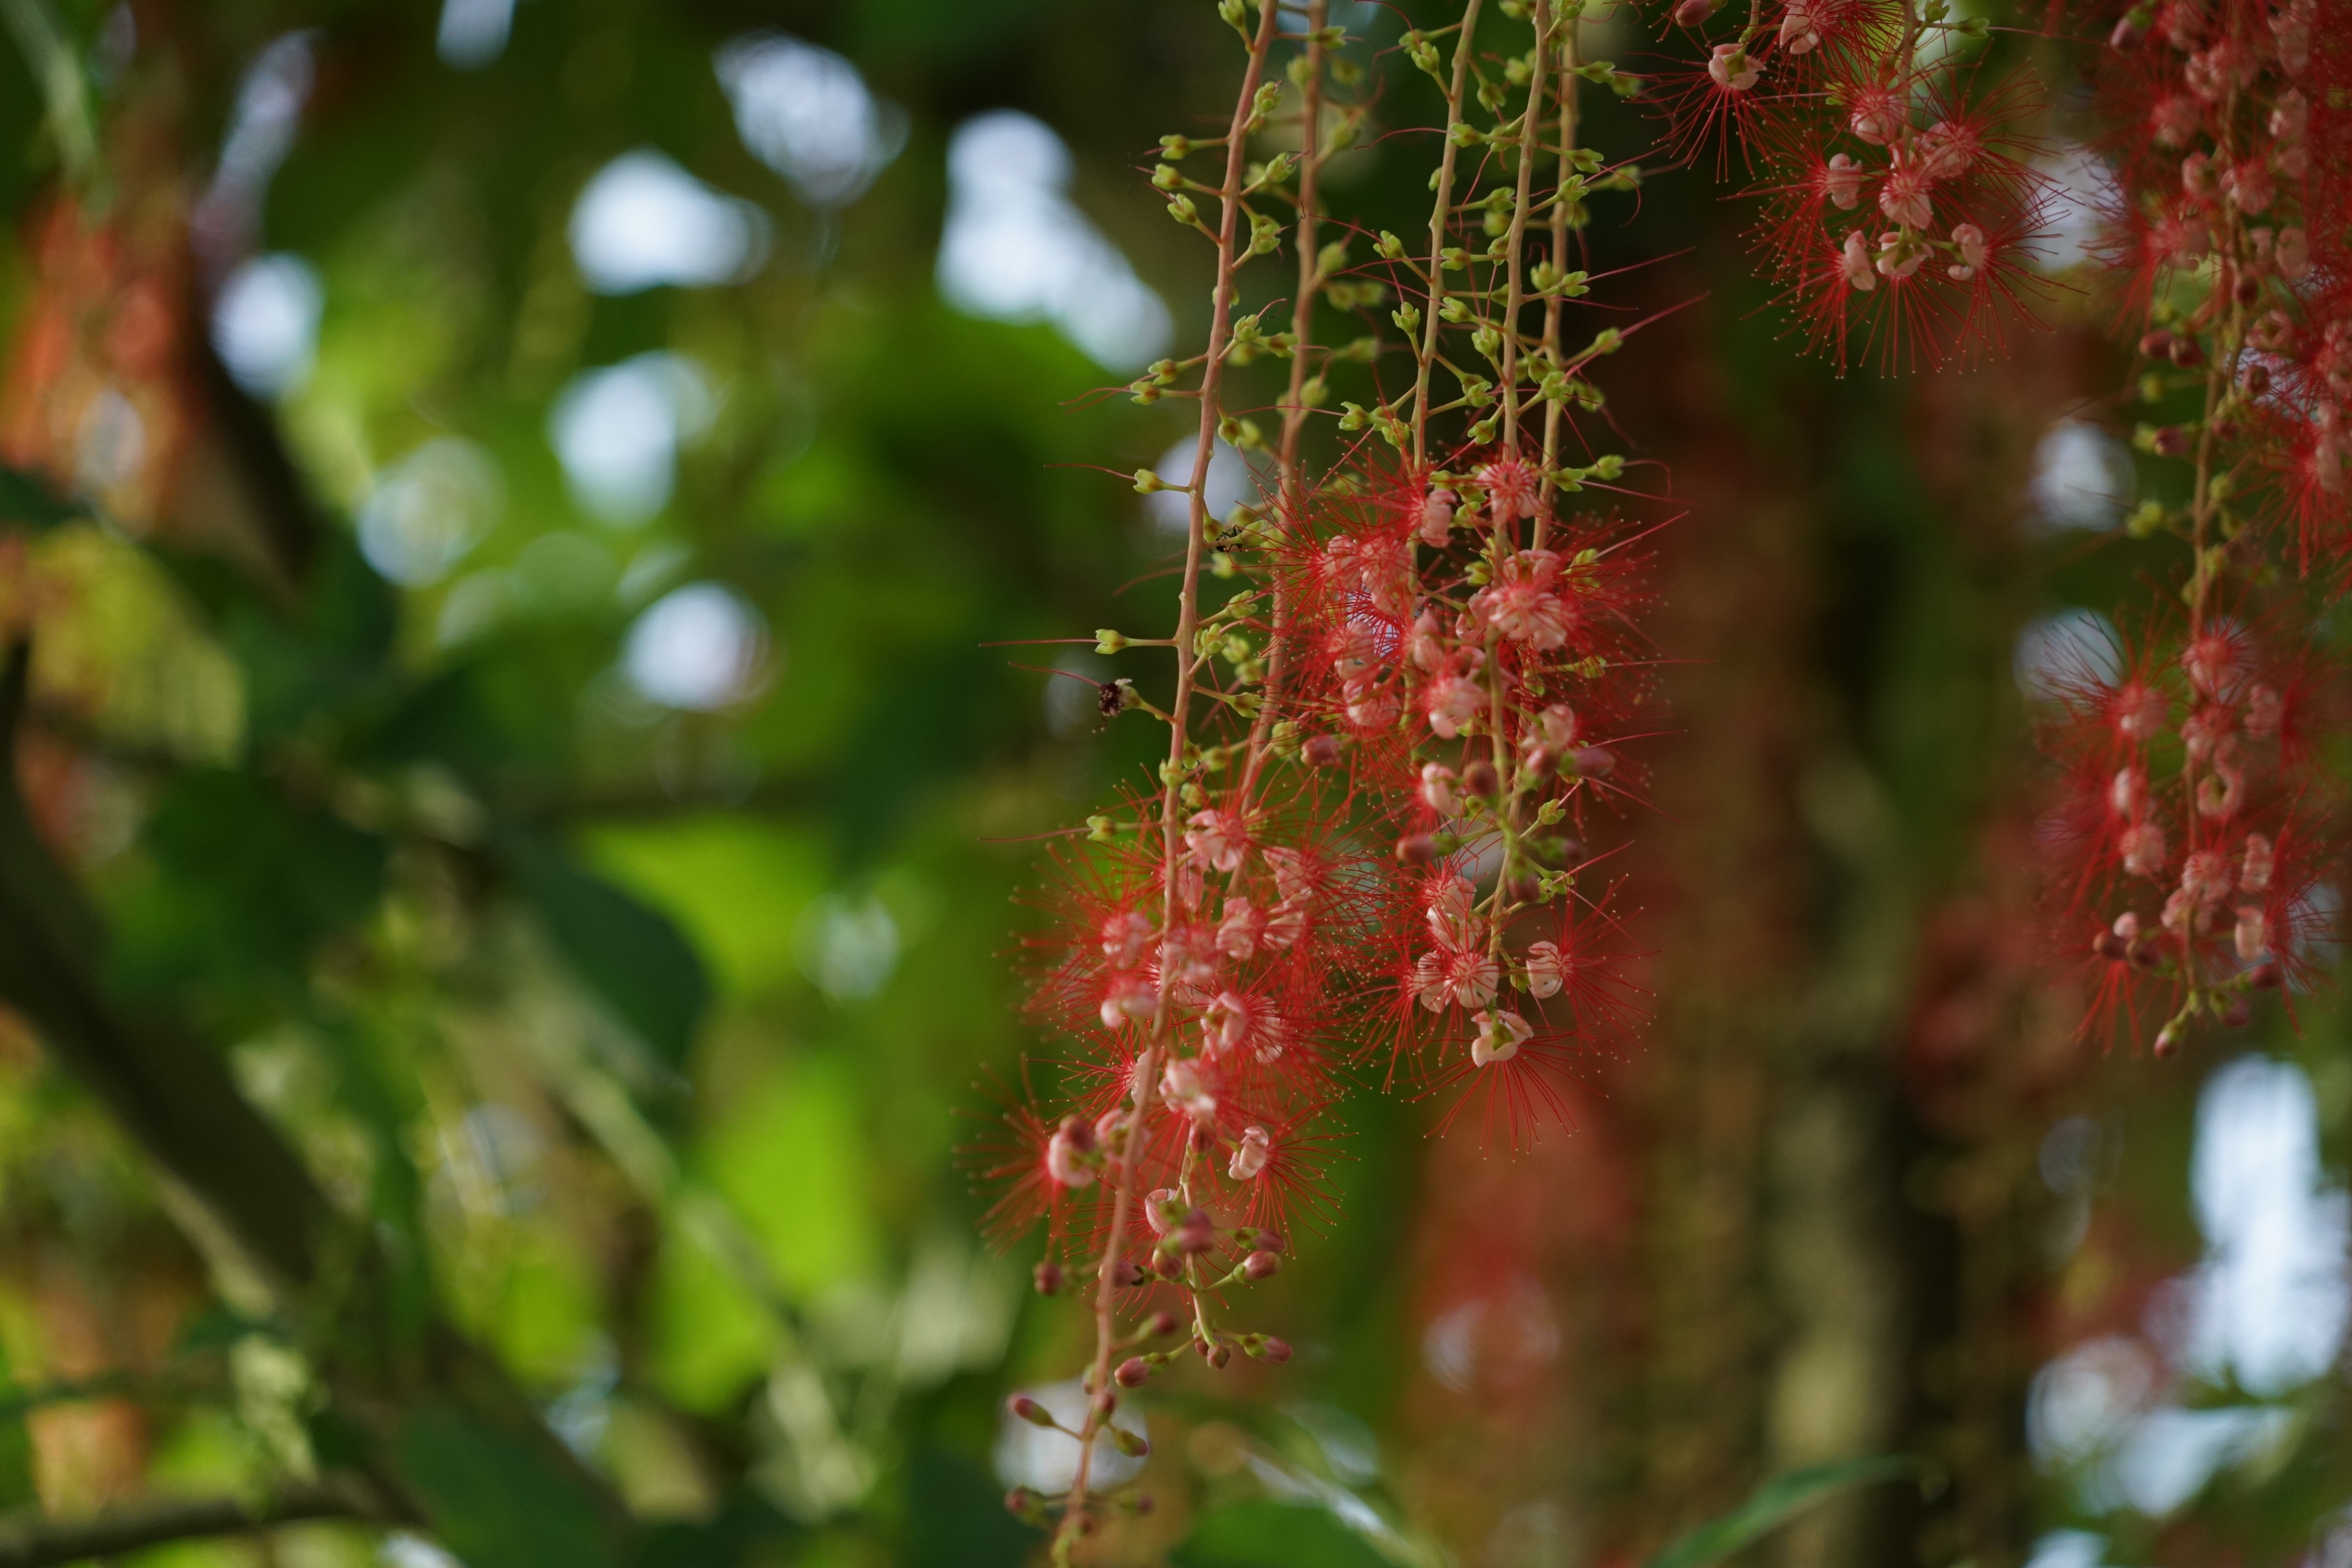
top-left (2041, 0), bottom-right (2349, 1058)
top-left (1646, 0), bottom-right (2060, 367)
top-left (966, 0), bottom-right (1664, 1553)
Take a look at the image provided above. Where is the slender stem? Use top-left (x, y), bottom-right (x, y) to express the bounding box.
top-left (1535, 15), bottom-right (1578, 550)
top-left (1278, 5), bottom-right (1329, 502)
top-left (1241, 0), bottom-right (1331, 804)
top-left (1498, 0), bottom-right (1552, 450)
top-left (1412, 0), bottom-right (1487, 465)
top-left (1055, 2), bottom-right (1280, 1553)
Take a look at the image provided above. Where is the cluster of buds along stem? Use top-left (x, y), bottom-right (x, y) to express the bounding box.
top-left (2040, 615), bottom-right (2341, 1055)
top-left (2094, 0), bottom-right (2349, 562)
top-left (1651, 0), bottom-right (2056, 368)
top-left (2021, 0), bottom-right (2350, 1058)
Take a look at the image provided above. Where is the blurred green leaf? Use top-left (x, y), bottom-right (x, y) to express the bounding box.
top-left (0, 461), bottom-right (74, 528)
top-left (0, 1338), bottom-right (35, 1511)
top-left (499, 825), bottom-right (710, 1071)
top-left (1643, 1455), bottom-right (1927, 1568)
top-left (394, 1407), bottom-right (617, 1568)
top-left (905, 1446), bottom-right (1033, 1567)
top-left (108, 768), bottom-right (386, 1000)
top-left (629, 1493), bottom-right (800, 1568)
top-left (1174, 1500), bottom-right (1393, 1568)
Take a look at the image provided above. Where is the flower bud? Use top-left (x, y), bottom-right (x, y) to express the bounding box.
top-left (1010, 1395), bottom-right (1055, 1428)
top-left (2138, 328), bottom-right (2176, 359)
top-left (1116, 1357), bottom-right (1151, 1388)
top-left (1570, 746), bottom-right (1617, 778)
top-left (1228, 1124), bottom-right (1273, 1180)
top-left (2250, 960), bottom-right (2282, 988)
top-left (2218, 992), bottom-right (2252, 1029)
top-left (2093, 929), bottom-right (2129, 961)
top-left (1148, 1309), bottom-right (1182, 1336)
top-left (1462, 759), bottom-right (1500, 799)
top-left (1208, 1344), bottom-right (1233, 1370)
top-left (1244, 1249), bottom-right (1283, 1281)
top-left (1005, 1486), bottom-right (1040, 1519)
top-left (1259, 1336), bottom-right (1294, 1363)
top-left (1111, 1426), bottom-right (1151, 1458)
top-left (1034, 1262), bottom-right (1065, 1297)
top-left (1397, 834), bottom-right (1440, 865)
top-left (2153, 1022), bottom-right (2182, 1058)
top-left (1112, 1257), bottom-right (1146, 1288)
top-left (1673, 0), bottom-right (1715, 23)
top-left (1302, 733), bottom-right (1343, 767)
top-left (1522, 745), bottom-right (1559, 779)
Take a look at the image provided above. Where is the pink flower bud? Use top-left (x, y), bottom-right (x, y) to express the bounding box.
top-left (1673, 0), bottom-right (1716, 25)
top-left (1302, 732), bottom-right (1343, 767)
top-left (2221, 159), bottom-right (2274, 214)
top-left (1874, 230), bottom-right (1925, 279)
top-left (2239, 833), bottom-right (2274, 892)
top-left (2109, 766), bottom-right (2145, 818)
top-left (2234, 905), bottom-right (2269, 961)
top-left (1840, 231), bottom-right (1878, 293)
top-left (2277, 226), bottom-right (2310, 279)
top-left (1823, 153), bottom-right (1867, 211)
top-left (1471, 1008), bottom-right (1534, 1066)
top-left (1160, 1058), bottom-right (1217, 1119)
top-left (2181, 849), bottom-right (2231, 905)
top-left (1878, 164), bottom-right (1933, 229)
top-left (1571, 745), bottom-right (1617, 778)
top-left (1849, 94), bottom-right (1899, 144)
top-left (1259, 1336), bottom-right (1294, 1363)
top-left (1047, 1121), bottom-right (1098, 1188)
top-left (1780, 4), bottom-right (1821, 52)
top-left (1525, 939), bottom-right (1566, 999)
top-left (1228, 1124), bottom-right (1273, 1180)
top-left (1184, 808), bottom-right (1249, 872)
top-left (1420, 762), bottom-right (1461, 815)
top-left (1479, 457), bottom-right (1536, 523)
top-left (1100, 972), bottom-right (1156, 1030)
top-left (1419, 487), bottom-right (1458, 547)
top-left (1101, 910), bottom-right (1155, 967)
top-left (1115, 1357), bottom-right (1151, 1388)
top-left (1707, 43), bottom-right (1760, 91)
top-left (2153, 1022), bottom-right (2182, 1058)
top-left (1462, 759), bottom-right (1499, 798)
top-left (2121, 821), bottom-right (2167, 878)
top-left (1010, 1395), bottom-right (1054, 1427)
top-left (1034, 1262), bottom-right (1065, 1296)
top-left (2182, 632), bottom-right (2239, 698)
top-left (1244, 1249), bottom-right (1283, 1281)
top-left (1948, 222), bottom-right (1988, 282)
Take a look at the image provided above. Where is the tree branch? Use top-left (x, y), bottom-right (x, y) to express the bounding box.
top-left (0, 1479), bottom-right (387, 1568)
